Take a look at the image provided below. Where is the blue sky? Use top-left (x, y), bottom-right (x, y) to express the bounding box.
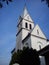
top-left (0, 0), bottom-right (49, 65)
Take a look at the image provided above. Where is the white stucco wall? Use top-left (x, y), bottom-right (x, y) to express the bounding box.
top-left (16, 6), bottom-right (35, 51)
top-left (22, 19), bottom-right (34, 30)
top-left (31, 35), bottom-right (47, 51)
top-left (22, 19), bottom-right (34, 40)
top-left (22, 29), bottom-right (29, 40)
top-left (16, 31), bottom-right (22, 51)
top-left (22, 36), bottom-right (31, 48)
top-left (13, 63), bottom-right (19, 65)
top-left (18, 22), bottom-right (22, 32)
top-left (31, 24), bottom-right (46, 39)
top-left (22, 33), bottom-right (47, 51)
top-left (16, 6), bottom-right (48, 51)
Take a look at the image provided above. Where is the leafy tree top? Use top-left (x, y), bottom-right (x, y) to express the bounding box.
top-left (9, 47), bottom-right (40, 65)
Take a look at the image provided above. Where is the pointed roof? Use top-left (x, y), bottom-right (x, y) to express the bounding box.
top-left (31, 24), bottom-right (47, 39)
top-left (21, 5), bottom-right (34, 23)
top-left (22, 5), bottom-right (28, 17)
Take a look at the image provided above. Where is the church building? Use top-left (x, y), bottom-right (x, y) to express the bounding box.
top-left (12, 6), bottom-right (49, 65)
top-left (16, 6), bottom-right (49, 51)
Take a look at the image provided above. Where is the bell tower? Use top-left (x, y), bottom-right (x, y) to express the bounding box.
top-left (16, 6), bottom-right (35, 51)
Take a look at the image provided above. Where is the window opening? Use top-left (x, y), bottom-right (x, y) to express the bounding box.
top-left (29, 24), bottom-right (32, 29)
top-left (25, 22), bottom-right (28, 28)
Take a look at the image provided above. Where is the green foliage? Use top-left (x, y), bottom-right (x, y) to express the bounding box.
top-left (0, 0), bottom-right (13, 8)
top-left (41, 0), bottom-right (49, 7)
top-left (9, 52), bottom-right (17, 65)
top-left (0, 0), bottom-right (49, 8)
top-left (9, 47), bottom-right (40, 65)
top-left (9, 50), bottom-right (22, 65)
top-left (0, 2), bottom-right (3, 8)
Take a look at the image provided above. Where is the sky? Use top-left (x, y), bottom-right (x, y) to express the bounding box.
top-left (0, 0), bottom-right (49, 65)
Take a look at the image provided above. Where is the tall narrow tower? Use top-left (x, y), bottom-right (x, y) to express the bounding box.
top-left (16, 6), bottom-right (34, 51)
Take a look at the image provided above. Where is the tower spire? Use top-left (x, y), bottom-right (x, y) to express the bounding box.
top-left (21, 3), bottom-right (28, 18)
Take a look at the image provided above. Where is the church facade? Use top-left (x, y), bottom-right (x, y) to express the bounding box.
top-left (16, 6), bottom-right (49, 52)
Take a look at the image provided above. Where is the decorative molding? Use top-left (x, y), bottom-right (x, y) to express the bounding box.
top-left (31, 34), bottom-right (47, 40)
top-left (22, 33), bottom-right (31, 43)
top-left (22, 33), bottom-right (49, 43)
top-left (23, 18), bottom-right (34, 23)
top-left (16, 28), bottom-right (30, 36)
top-left (16, 28), bottom-right (22, 36)
top-left (17, 16), bottom-right (34, 27)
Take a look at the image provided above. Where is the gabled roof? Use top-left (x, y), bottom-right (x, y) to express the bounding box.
top-left (22, 6), bottom-right (28, 18)
top-left (22, 24), bottom-right (49, 43)
top-left (21, 6), bottom-right (34, 23)
top-left (31, 24), bottom-right (47, 39)
top-left (38, 45), bottom-right (49, 55)
top-left (22, 33), bottom-right (31, 43)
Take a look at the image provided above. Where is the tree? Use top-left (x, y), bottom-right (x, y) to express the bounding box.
top-left (0, 0), bottom-right (49, 8)
top-left (9, 47), bottom-right (40, 65)
top-left (9, 50), bottom-right (22, 65)
top-left (0, 0), bottom-right (12, 8)
top-left (41, 0), bottom-right (49, 7)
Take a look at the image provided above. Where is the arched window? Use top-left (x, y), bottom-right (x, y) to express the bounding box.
top-left (37, 41), bottom-right (43, 50)
top-left (29, 24), bottom-right (32, 29)
top-left (39, 45), bottom-right (41, 50)
top-left (25, 22), bottom-right (28, 28)
top-left (37, 30), bottom-right (39, 35)
top-left (26, 43), bottom-right (28, 45)
top-left (25, 43), bottom-right (29, 47)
